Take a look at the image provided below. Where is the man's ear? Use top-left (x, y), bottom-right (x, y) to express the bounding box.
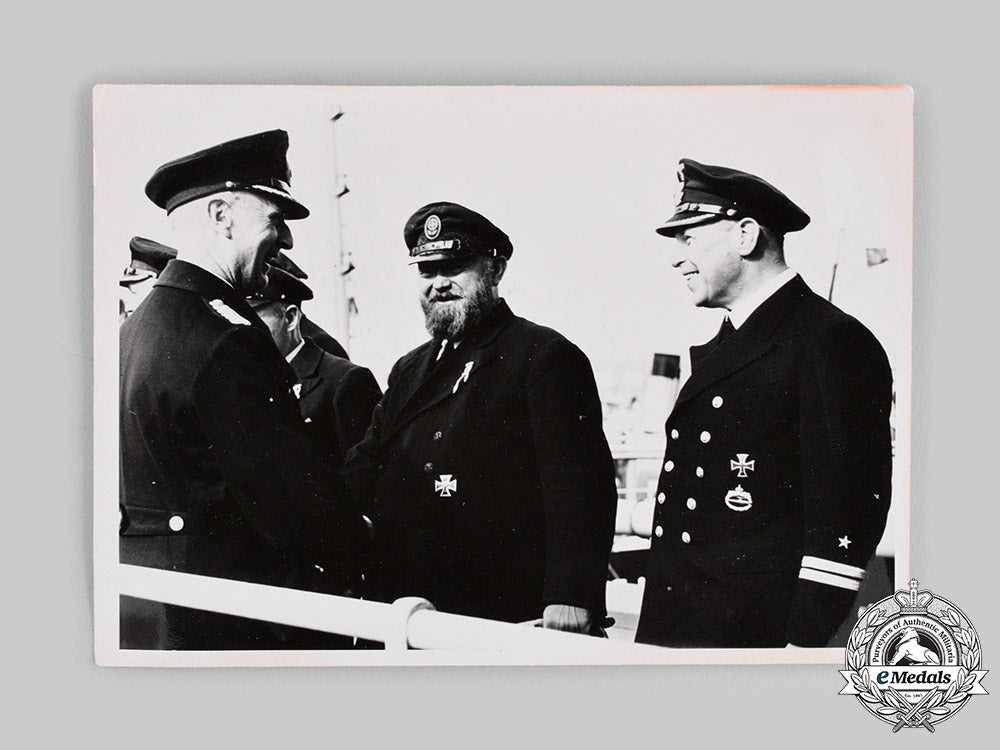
top-left (491, 256), bottom-right (508, 285)
top-left (207, 198), bottom-right (234, 237)
top-left (284, 303), bottom-right (302, 332)
top-left (735, 218), bottom-right (761, 258)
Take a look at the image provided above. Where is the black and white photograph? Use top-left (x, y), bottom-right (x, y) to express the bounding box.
top-left (94, 84), bottom-right (912, 665)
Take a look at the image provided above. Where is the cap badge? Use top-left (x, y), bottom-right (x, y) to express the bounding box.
top-left (673, 162), bottom-right (687, 207)
top-left (435, 474), bottom-right (457, 497)
top-left (424, 214), bottom-right (441, 240)
top-left (724, 485), bottom-right (753, 512)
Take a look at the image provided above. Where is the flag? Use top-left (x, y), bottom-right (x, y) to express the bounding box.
top-left (866, 247), bottom-right (889, 266)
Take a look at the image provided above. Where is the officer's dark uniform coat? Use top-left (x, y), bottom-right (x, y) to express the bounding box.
top-left (120, 260), bottom-right (368, 649)
top-left (345, 300), bottom-right (617, 623)
top-left (635, 275), bottom-right (892, 648)
top-left (300, 316), bottom-right (350, 360)
top-left (289, 338), bottom-right (382, 472)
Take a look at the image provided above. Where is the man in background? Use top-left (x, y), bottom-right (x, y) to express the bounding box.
top-left (119, 236), bottom-right (176, 322)
top-left (247, 266), bottom-right (382, 472)
top-left (270, 251), bottom-right (352, 360)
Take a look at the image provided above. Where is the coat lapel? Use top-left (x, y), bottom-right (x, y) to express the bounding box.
top-left (289, 339), bottom-right (325, 399)
top-left (674, 275), bottom-right (809, 409)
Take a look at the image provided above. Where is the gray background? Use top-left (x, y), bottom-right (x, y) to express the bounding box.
top-left (6, 0), bottom-right (994, 746)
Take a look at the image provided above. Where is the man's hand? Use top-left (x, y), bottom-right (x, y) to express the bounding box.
top-left (542, 604), bottom-right (592, 633)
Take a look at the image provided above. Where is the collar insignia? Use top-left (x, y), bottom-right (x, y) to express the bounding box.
top-left (209, 299), bottom-right (250, 326)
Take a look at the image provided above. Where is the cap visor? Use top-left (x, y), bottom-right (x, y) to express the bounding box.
top-left (247, 186), bottom-right (309, 220)
top-left (275, 195), bottom-right (309, 220)
top-left (655, 212), bottom-right (724, 237)
top-left (119, 271), bottom-right (156, 287)
top-left (407, 253), bottom-right (452, 265)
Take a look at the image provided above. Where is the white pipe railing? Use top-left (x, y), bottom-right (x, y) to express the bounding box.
top-left (116, 564), bottom-right (661, 655)
top-left (615, 497), bottom-right (654, 537)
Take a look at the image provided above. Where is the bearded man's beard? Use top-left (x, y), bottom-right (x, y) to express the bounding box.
top-left (421, 276), bottom-right (499, 340)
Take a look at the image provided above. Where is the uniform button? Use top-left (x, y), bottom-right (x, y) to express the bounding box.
top-left (268, 397), bottom-right (274, 403)
top-left (681, 531), bottom-right (691, 543)
top-left (664, 460), bottom-right (675, 472)
top-left (670, 429), bottom-right (680, 440)
top-left (654, 526), bottom-right (663, 538)
top-left (433, 431), bottom-right (443, 441)
top-left (700, 431), bottom-right (711, 443)
top-left (657, 492), bottom-right (665, 504)
top-left (168, 515), bottom-right (184, 532)
top-left (686, 498), bottom-right (697, 510)
top-left (695, 466), bottom-right (704, 478)
top-left (423, 462), bottom-right (434, 473)
top-left (712, 396), bottom-right (724, 408)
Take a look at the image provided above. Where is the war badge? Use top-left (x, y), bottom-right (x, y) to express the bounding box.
top-left (724, 485), bottom-right (752, 512)
top-left (840, 579), bottom-right (987, 731)
top-left (730, 453), bottom-right (755, 477)
top-left (435, 474), bottom-right (457, 498)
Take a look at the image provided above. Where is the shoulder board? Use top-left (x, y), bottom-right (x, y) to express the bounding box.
top-left (208, 299), bottom-right (251, 326)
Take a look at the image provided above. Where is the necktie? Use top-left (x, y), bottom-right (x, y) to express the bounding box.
top-left (435, 339), bottom-right (449, 361)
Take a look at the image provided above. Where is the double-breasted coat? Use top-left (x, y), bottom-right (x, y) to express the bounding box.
top-left (345, 300), bottom-right (618, 624)
top-left (635, 275), bottom-right (893, 648)
top-left (119, 260), bottom-right (369, 649)
top-left (289, 338), bottom-right (382, 472)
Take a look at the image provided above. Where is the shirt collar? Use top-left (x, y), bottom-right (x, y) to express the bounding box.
top-left (285, 339), bottom-right (306, 363)
top-left (728, 268), bottom-right (798, 329)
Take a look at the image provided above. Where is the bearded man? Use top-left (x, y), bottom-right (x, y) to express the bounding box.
top-left (345, 201), bottom-right (617, 635)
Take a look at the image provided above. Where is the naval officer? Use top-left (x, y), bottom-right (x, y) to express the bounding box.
top-left (119, 130), bottom-right (369, 649)
top-left (635, 159), bottom-right (893, 648)
top-left (345, 202), bottom-right (618, 634)
top-left (270, 251), bottom-right (352, 360)
top-left (247, 266), bottom-right (382, 473)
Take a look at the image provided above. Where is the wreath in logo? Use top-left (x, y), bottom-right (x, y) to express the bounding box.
top-left (842, 582), bottom-right (986, 731)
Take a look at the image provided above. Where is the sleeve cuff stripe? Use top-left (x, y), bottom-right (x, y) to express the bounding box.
top-left (801, 555), bottom-right (866, 579)
top-left (799, 568), bottom-right (861, 591)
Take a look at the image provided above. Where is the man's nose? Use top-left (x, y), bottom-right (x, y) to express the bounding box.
top-left (667, 243), bottom-right (686, 268)
top-left (432, 274), bottom-right (452, 290)
top-left (277, 223), bottom-right (293, 250)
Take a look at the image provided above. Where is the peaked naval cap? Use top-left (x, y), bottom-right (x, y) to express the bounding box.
top-left (246, 266), bottom-right (314, 306)
top-left (121, 236), bottom-right (177, 285)
top-left (656, 159), bottom-right (809, 237)
top-left (144, 129), bottom-right (309, 219)
top-left (404, 201), bottom-right (513, 264)
top-left (271, 251), bottom-right (309, 279)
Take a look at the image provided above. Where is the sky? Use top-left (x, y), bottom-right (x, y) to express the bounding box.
top-left (95, 85), bottom-right (912, 393)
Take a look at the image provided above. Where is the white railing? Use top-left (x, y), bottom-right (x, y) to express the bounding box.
top-left (615, 494), bottom-right (655, 538)
top-left (116, 564), bottom-right (658, 655)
